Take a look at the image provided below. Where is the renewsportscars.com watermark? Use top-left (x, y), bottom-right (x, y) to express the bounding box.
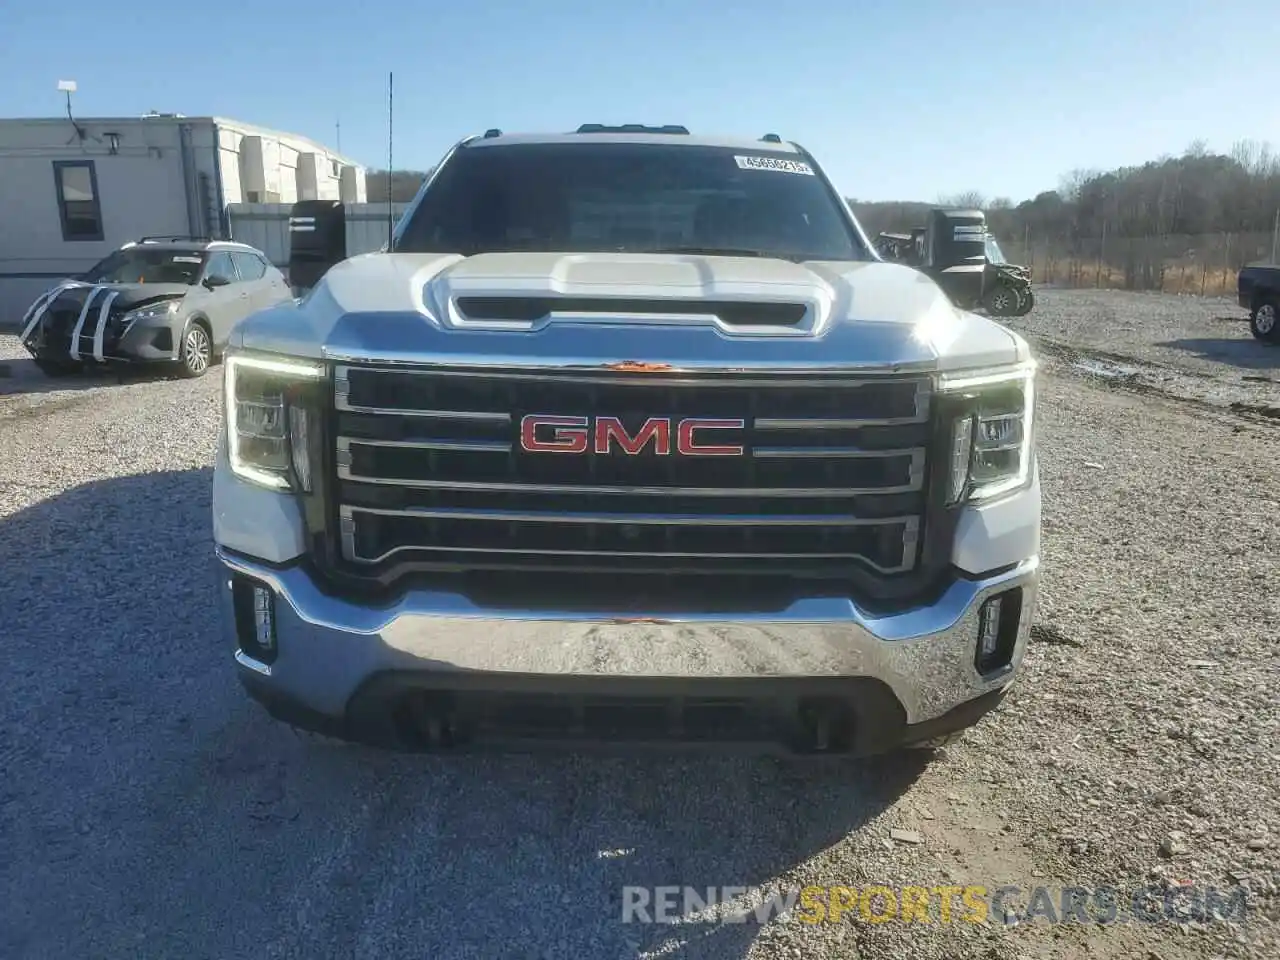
top-left (621, 884), bottom-right (1250, 927)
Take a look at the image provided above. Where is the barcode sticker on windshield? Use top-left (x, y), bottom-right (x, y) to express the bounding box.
top-left (173, 256), bottom-right (202, 263)
top-left (734, 155), bottom-right (815, 175)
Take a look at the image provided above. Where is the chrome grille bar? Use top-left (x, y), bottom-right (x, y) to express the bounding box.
top-left (331, 364), bottom-right (933, 577)
top-left (340, 506), bottom-right (921, 573)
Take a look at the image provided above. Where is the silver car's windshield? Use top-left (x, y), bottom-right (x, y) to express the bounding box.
top-left (82, 248), bottom-right (207, 285)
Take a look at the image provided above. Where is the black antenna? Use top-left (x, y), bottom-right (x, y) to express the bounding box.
top-left (386, 71), bottom-right (394, 250)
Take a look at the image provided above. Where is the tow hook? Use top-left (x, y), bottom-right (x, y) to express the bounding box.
top-left (797, 697), bottom-right (855, 753)
top-left (405, 694), bottom-right (460, 748)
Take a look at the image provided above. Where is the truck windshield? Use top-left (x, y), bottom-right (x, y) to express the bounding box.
top-left (82, 248), bottom-right (207, 285)
top-left (395, 142), bottom-right (867, 262)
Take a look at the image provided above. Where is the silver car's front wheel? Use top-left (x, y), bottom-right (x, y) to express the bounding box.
top-left (179, 323), bottom-right (212, 378)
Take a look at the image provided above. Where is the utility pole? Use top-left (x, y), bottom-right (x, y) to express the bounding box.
top-left (335, 118), bottom-right (341, 154)
top-left (1272, 207), bottom-right (1279, 264)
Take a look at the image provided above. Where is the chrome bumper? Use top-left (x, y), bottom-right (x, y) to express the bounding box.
top-left (216, 547), bottom-right (1039, 727)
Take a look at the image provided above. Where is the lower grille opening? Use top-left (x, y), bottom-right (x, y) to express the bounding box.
top-left (383, 685), bottom-right (875, 754)
top-left (454, 570), bottom-right (806, 614)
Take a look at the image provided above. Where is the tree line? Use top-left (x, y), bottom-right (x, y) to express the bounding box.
top-left (851, 139), bottom-right (1280, 243)
top-left (847, 140), bottom-right (1280, 294)
top-left (365, 169), bottom-right (431, 203)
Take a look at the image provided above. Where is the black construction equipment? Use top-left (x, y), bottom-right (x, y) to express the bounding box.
top-left (287, 200), bottom-right (346, 295)
top-left (875, 208), bottom-right (1034, 316)
top-left (921, 208), bottom-right (988, 311)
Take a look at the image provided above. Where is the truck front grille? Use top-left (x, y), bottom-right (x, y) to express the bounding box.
top-left (331, 365), bottom-right (933, 579)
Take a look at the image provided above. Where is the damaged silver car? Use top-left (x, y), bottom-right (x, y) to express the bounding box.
top-left (19, 236), bottom-right (293, 378)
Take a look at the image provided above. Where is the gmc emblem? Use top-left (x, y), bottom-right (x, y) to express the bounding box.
top-left (519, 415), bottom-right (745, 456)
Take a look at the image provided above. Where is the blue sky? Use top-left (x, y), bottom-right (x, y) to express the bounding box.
top-left (0, 0), bottom-right (1273, 203)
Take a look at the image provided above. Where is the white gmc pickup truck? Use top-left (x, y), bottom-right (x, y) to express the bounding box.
top-left (213, 125), bottom-right (1040, 757)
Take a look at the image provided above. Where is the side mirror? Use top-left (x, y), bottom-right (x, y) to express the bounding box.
top-left (203, 274), bottom-right (231, 290)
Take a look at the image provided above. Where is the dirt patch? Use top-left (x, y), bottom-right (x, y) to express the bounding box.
top-left (1029, 336), bottom-right (1280, 428)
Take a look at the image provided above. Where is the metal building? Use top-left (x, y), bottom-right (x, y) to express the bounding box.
top-left (0, 113), bottom-right (366, 325)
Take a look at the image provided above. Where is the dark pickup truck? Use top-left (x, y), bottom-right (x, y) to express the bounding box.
top-left (1238, 263), bottom-right (1280, 343)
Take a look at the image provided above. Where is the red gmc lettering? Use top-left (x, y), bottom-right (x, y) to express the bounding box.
top-left (519, 415), bottom-right (589, 453)
top-left (677, 418), bottom-right (746, 456)
top-left (520, 415), bottom-right (745, 456)
top-left (594, 417), bottom-right (671, 455)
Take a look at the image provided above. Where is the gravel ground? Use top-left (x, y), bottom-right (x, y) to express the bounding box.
top-left (1003, 287), bottom-right (1280, 415)
top-left (1, 289), bottom-right (1278, 960)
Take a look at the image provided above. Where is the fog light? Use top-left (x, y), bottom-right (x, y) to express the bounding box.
top-left (253, 587), bottom-right (275, 652)
top-left (231, 574), bottom-right (278, 665)
top-left (975, 589), bottom-right (1021, 675)
top-left (978, 597), bottom-right (1001, 659)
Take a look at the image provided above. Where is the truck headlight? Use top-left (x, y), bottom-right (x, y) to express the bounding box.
top-left (224, 353), bottom-right (326, 492)
top-left (939, 361), bottom-right (1036, 504)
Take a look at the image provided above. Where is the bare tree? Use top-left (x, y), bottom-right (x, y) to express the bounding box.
top-left (937, 190), bottom-right (986, 209)
top-left (1057, 169), bottom-right (1091, 204)
top-left (365, 168), bottom-right (432, 203)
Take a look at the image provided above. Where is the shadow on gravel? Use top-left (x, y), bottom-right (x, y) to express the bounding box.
top-left (0, 469), bottom-right (930, 960)
top-left (1155, 337), bottom-right (1280, 371)
top-left (0, 357), bottom-right (198, 397)
top-left (0, 358), bottom-right (120, 396)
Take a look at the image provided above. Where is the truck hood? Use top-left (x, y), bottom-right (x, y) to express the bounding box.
top-left (232, 252), bottom-right (1030, 372)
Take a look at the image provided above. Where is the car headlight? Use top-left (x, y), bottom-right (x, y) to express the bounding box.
top-left (122, 299), bottom-right (181, 325)
top-left (938, 361), bottom-right (1036, 504)
top-left (224, 352), bottom-right (326, 491)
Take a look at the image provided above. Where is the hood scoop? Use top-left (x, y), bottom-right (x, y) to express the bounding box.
top-left (417, 252), bottom-right (835, 338)
top-left (454, 296), bottom-right (809, 329)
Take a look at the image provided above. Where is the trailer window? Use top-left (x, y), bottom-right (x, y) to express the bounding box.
top-left (54, 160), bottom-right (104, 242)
